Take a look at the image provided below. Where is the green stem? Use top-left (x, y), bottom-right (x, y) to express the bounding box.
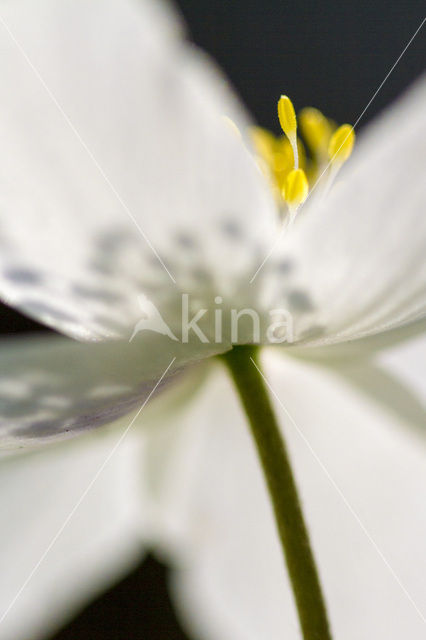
top-left (221, 346), bottom-right (332, 640)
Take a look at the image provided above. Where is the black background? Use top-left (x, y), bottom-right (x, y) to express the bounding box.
top-left (0, 0), bottom-right (424, 638)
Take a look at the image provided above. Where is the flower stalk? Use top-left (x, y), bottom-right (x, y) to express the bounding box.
top-left (221, 346), bottom-right (332, 640)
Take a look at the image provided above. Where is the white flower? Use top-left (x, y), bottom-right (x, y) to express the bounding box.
top-left (0, 1), bottom-right (425, 639)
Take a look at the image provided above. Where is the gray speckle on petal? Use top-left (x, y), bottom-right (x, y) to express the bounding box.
top-left (287, 290), bottom-right (314, 312)
top-left (220, 218), bottom-right (244, 240)
top-left (72, 284), bottom-right (124, 304)
top-left (20, 301), bottom-right (75, 322)
top-left (174, 232), bottom-right (197, 250)
top-left (273, 260), bottom-right (293, 275)
top-left (3, 268), bottom-right (44, 285)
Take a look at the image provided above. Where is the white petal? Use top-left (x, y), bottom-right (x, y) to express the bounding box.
top-left (309, 333), bottom-right (426, 438)
top-left (377, 330), bottom-right (426, 399)
top-left (0, 425), bottom-right (146, 640)
top-left (282, 76), bottom-right (426, 346)
top-left (0, 0), bottom-right (276, 339)
top-left (0, 332), bottom-right (219, 451)
top-left (287, 316), bottom-right (426, 361)
top-left (148, 346), bottom-right (426, 639)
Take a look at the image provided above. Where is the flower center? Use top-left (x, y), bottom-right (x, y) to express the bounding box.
top-left (251, 95), bottom-right (355, 223)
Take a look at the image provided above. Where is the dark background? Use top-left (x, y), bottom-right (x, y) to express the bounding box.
top-left (1, 0), bottom-right (424, 638)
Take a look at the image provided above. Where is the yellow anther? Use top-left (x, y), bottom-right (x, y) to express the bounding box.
top-left (278, 95), bottom-right (297, 137)
top-left (251, 126), bottom-right (276, 164)
top-left (278, 95), bottom-right (299, 169)
top-left (328, 124), bottom-right (355, 164)
top-left (283, 169), bottom-right (309, 210)
top-left (272, 137), bottom-right (293, 173)
top-left (299, 107), bottom-right (332, 157)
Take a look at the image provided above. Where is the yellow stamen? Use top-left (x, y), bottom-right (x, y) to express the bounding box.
top-left (283, 168), bottom-right (309, 210)
top-left (278, 95), bottom-right (298, 169)
top-left (251, 98), bottom-right (355, 217)
top-left (328, 124), bottom-right (355, 165)
top-left (251, 126), bottom-right (276, 164)
top-left (278, 96), bottom-right (297, 137)
top-left (272, 137), bottom-right (294, 185)
top-left (299, 107), bottom-right (332, 158)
